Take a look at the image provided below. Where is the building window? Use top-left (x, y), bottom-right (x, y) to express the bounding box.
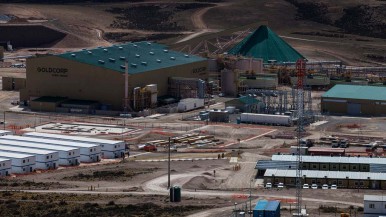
top-left (23, 160), bottom-right (25, 163)
top-left (353, 166), bottom-right (357, 170)
top-left (332, 165), bottom-right (337, 169)
top-left (369, 204), bottom-right (375, 209)
top-left (290, 179), bottom-right (294, 183)
top-left (354, 181), bottom-right (358, 186)
top-left (338, 180), bottom-right (343, 185)
top-left (322, 165), bottom-right (326, 169)
top-left (46, 156), bottom-right (49, 159)
top-left (69, 152), bottom-right (71, 156)
top-left (90, 149), bottom-right (92, 152)
top-left (343, 166), bottom-right (347, 170)
top-left (312, 165), bottom-right (317, 169)
top-left (359, 181), bottom-right (364, 186)
top-left (312, 179), bottom-right (316, 184)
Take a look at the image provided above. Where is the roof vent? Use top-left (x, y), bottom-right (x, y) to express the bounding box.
top-left (135, 54), bottom-right (140, 58)
top-left (120, 65), bottom-right (126, 69)
top-left (131, 63), bottom-right (137, 68)
top-left (120, 56), bottom-right (126, 60)
top-left (163, 49), bottom-right (169, 53)
top-left (98, 60), bottom-right (105, 64)
top-left (87, 51), bottom-right (92, 55)
top-left (156, 59), bottom-right (162, 63)
top-left (141, 61), bottom-right (147, 66)
top-left (149, 52), bottom-right (155, 55)
top-left (118, 47), bottom-right (123, 50)
top-left (184, 54), bottom-right (189, 58)
top-left (133, 44), bottom-right (138, 48)
top-left (109, 58), bottom-right (116, 62)
top-left (170, 56), bottom-right (176, 60)
top-left (71, 54), bottom-right (76, 57)
top-left (147, 42), bottom-right (152, 45)
top-left (103, 49), bottom-right (108, 52)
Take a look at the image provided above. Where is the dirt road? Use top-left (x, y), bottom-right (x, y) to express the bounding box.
top-left (177, 2), bottom-right (232, 43)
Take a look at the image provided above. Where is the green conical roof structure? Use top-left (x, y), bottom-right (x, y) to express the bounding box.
top-left (228, 25), bottom-right (305, 63)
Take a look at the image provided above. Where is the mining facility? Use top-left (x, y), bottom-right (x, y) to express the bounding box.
top-left (3, 22), bottom-right (386, 217)
top-left (20, 41), bottom-right (208, 113)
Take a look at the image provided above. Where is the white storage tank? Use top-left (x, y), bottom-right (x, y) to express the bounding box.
top-left (240, 113), bottom-right (292, 126)
top-left (177, 98), bottom-right (205, 112)
top-left (145, 84), bottom-right (158, 105)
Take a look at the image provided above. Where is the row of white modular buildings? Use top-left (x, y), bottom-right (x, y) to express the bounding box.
top-left (0, 130), bottom-right (125, 175)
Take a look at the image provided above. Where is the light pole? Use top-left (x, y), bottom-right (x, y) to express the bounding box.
top-left (234, 202), bottom-right (238, 217)
top-left (249, 178), bottom-right (253, 216)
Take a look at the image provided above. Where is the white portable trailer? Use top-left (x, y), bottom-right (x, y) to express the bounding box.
top-left (24, 132), bottom-right (125, 159)
top-left (0, 143), bottom-right (59, 170)
top-left (0, 157), bottom-right (12, 176)
top-left (0, 151), bottom-right (35, 174)
top-left (0, 136), bottom-right (80, 166)
top-left (240, 113), bottom-right (292, 126)
top-left (0, 130), bottom-right (12, 136)
top-left (15, 135), bottom-right (100, 162)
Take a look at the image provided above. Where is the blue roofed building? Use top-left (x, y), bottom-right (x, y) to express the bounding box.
top-left (21, 42), bottom-right (208, 111)
top-left (321, 84), bottom-right (386, 116)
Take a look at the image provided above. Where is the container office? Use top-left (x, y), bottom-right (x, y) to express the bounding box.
top-left (0, 130), bottom-right (12, 136)
top-left (0, 151), bottom-right (35, 174)
top-left (13, 135), bottom-right (100, 162)
top-left (0, 136), bottom-right (80, 166)
top-left (0, 143), bottom-right (58, 170)
top-left (0, 157), bottom-right (12, 176)
top-left (24, 132), bottom-right (125, 159)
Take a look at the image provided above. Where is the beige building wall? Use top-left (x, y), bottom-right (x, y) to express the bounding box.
top-left (23, 55), bottom-right (207, 111)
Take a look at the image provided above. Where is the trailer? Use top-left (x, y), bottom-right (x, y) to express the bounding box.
top-left (7, 135), bottom-right (100, 163)
top-left (0, 157), bottom-right (12, 176)
top-left (0, 136), bottom-right (80, 166)
top-left (240, 113), bottom-right (292, 126)
top-left (0, 130), bottom-right (12, 136)
top-left (177, 98), bottom-right (205, 112)
top-left (0, 151), bottom-right (35, 174)
top-left (0, 143), bottom-right (59, 170)
top-left (24, 132), bottom-right (124, 159)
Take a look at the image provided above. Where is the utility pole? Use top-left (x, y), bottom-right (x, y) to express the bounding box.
top-left (249, 179), bottom-right (253, 216)
top-left (168, 137), bottom-right (171, 189)
top-left (295, 59), bottom-right (306, 216)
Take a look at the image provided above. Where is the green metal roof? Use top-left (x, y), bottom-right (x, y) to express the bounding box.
top-left (58, 42), bottom-right (206, 74)
top-left (228, 25), bottom-right (305, 63)
top-left (239, 96), bottom-right (259, 104)
top-left (322, 84), bottom-right (386, 101)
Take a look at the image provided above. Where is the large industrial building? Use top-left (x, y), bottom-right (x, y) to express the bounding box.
top-left (321, 84), bottom-right (386, 116)
top-left (20, 42), bottom-right (208, 112)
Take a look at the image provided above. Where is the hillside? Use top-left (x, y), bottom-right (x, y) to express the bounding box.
top-left (0, 0), bottom-right (385, 65)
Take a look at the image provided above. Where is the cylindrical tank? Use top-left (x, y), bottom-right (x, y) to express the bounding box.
top-left (169, 187), bottom-right (175, 202)
top-left (173, 186), bottom-right (181, 202)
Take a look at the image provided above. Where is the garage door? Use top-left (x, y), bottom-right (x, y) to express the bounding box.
top-left (347, 103), bottom-right (361, 115)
